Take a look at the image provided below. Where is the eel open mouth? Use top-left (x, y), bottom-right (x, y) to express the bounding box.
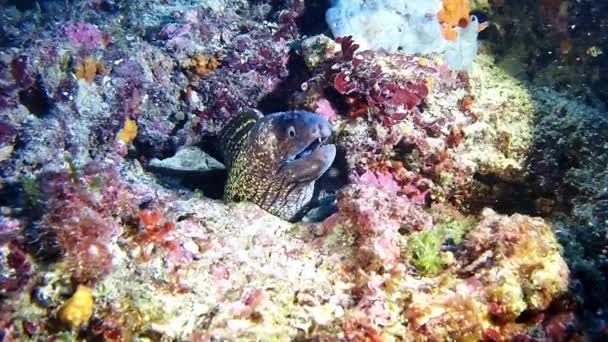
top-left (294, 136), bottom-right (327, 160)
top-left (280, 133), bottom-right (336, 176)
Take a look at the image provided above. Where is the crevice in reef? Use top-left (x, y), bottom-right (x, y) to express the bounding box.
top-left (257, 49), bottom-right (312, 113)
top-left (145, 134), bottom-right (229, 201)
top-left (302, 146), bottom-right (349, 222)
top-left (295, 0), bottom-right (331, 36)
top-left (18, 76), bottom-right (52, 117)
top-left (7, 0), bottom-right (39, 11)
top-left (156, 169), bottom-right (227, 201)
top-left (463, 169), bottom-right (581, 219)
top-left (466, 173), bottom-right (539, 216)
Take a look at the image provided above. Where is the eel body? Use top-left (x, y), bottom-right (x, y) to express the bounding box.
top-left (218, 109), bottom-right (336, 221)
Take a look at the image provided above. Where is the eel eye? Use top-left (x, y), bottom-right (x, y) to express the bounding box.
top-left (288, 126), bottom-right (296, 138)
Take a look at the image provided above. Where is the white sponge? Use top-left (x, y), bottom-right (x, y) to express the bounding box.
top-left (444, 14), bottom-right (483, 71)
top-left (325, 0), bottom-right (482, 71)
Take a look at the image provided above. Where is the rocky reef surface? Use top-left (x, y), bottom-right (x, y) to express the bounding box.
top-left (0, 0), bottom-right (606, 341)
top-left (474, 0), bottom-right (608, 110)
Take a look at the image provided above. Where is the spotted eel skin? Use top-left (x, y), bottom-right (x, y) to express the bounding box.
top-left (219, 109), bottom-right (336, 222)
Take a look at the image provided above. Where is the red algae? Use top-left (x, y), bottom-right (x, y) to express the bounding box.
top-left (62, 22), bottom-right (103, 51)
top-left (35, 163), bottom-right (136, 285)
top-left (10, 55), bottom-right (34, 88)
top-left (335, 35), bottom-right (360, 61)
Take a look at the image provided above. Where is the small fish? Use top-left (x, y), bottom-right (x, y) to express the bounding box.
top-left (219, 109), bottom-right (336, 222)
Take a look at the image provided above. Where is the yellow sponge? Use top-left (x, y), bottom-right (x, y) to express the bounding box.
top-left (59, 285), bottom-right (94, 327)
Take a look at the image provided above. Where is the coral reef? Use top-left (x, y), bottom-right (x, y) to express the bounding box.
top-left (34, 163), bottom-right (137, 285)
top-left (291, 34), bottom-right (478, 207)
top-left (0, 0), bottom-right (606, 340)
top-left (337, 181), bottom-right (433, 271)
top-left (62, 22), bottom-right (104, 52)
top-left (404, 209), bottom-right (570, 341)
top-left (0, 158), bottom-right (572, 340)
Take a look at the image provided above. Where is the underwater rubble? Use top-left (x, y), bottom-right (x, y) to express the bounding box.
top-left (0, 0), bottom-right (607, 341)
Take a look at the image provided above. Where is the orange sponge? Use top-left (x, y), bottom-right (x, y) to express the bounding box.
top-left (438, 0), bottom-right (471, 41)
top-left (75, 57), bottom-right (106, 83)
top-left (190, 54), bottom-right (221, 76)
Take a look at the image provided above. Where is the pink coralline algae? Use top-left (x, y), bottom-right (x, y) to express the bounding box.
top-left (343, 276), bottom-right (393, 341)
top-left (159, 23), bottom-right (193, 41)
top-left (62, 22), bottom-right (103, 51)
top-left (1, 242), bottom-right (33, 296)
top-left (230, 288), bottom-right (267, 318)
top-left (135, 208), bottom-right (192, 270)
top-left (314, 98), bottom-right (337, 120)
top-left (337, 182), bottom-right (433, 271)
top-left (38, 163), bottom-right (136, 285)
top-left (357, 166), bottom-right (431, 206)
top-left (10, 55), bottom-right (34, 89)
top-left (291, 43), bottom-right (477, 208)
top-left (356, 170), bottom-right (401, 194)
top-left (0, 216), bottom-right (22, 243)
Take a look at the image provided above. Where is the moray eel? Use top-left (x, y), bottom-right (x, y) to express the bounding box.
top-left (218, 109), bottom-right (336, 222)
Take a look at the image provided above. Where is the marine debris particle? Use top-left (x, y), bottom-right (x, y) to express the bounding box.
top-left (220, 109), bottom-right (337, 222)
top-left (117, 118), bottom-right (138, 144)
top-left (58, 284), bottom-right (94, 327)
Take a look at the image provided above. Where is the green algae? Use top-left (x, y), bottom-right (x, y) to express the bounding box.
top-left (20, 175), bottom-right (42, 211)
top-left (407, 217), bottom-right (476, 276)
